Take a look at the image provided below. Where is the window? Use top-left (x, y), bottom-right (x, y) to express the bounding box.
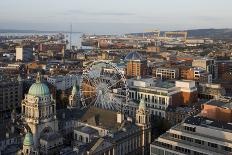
top-left (222, 146), bottom-right (232, 152)
top-left (151, 147), bottom-right (164, 155)
top-left (195, 139), bottom-right (204, 145)
top-left (208, 142), bottom-right (217, 148)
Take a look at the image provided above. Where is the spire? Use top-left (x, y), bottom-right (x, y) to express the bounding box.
top-left (17, 74), bottom-right (22, 82)
top-left (36, 72), bottom-right (42, 83)
top-left (139, 98), bottom-right (146, 109)
top-left (71, 82), bottom-right (77, 95)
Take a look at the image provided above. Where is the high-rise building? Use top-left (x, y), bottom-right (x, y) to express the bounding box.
top-left (154, 67), bottom-right (179, 80)
top-left (125, 51), bottom-right (147, 79)
top-left (16, 46), bottom-right (33, 62)
top-left (192, 58), bottom-right (215, 78)
top-left (150, 115), bottom-right (232, 155)
top-left (0, 75), bottom-right (23, 121)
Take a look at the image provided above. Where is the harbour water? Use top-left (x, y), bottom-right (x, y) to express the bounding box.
top-left (0, 32), bottom-right (83, 48)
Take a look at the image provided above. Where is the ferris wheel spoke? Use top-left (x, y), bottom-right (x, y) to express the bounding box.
top-left (93, 94), bottom-right (101, 107)
top-left (88, 97), bottom-right (97, 107)
top-left (82, 90), bottom-right (96, 93)
top-left (80, 61), bottom-right (129, 111)
top-left (82, 95), bottom-right (96, 101)
top-left (114, 94), bottom-right (126, 98)
top-left (112, 97), bottom-right (122, 108)
top-left (108, 79), bottom-right (122, 89)
top-left (112, 101), bottom-right (121, 111)
top-left (83, 73), bottom-right (95, 84)
top-left (91, 78), bottom-right (99, 87)
top-left (111, 72), bottom-right (119, 81)
top-left (108, 102), bottom-right (114, 110)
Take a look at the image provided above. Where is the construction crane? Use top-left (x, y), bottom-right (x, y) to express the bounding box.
top-left (143, 29), bottom-right (160, 38)
top-left (164, 31), bottom-right (188, 41)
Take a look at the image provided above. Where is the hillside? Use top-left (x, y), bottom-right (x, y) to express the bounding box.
top-left (187, 29), bottom-right (232, 40)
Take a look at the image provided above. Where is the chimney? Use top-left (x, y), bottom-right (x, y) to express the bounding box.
top-left (11, 126), bottom-right (15, 134)
top-left (62, 112), bottom-right (65, 119)
top-left (117, 112), bottom-right (124, 124)
top-left (6, 132), bottom-right (9, 139)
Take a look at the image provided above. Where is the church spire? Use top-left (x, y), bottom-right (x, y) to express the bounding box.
top-left (71, 82), bottom-right (77, 95)
top-left (139, 98), bottom-right (146, 110)
top-left (36, 72), bottom-right (42, 83)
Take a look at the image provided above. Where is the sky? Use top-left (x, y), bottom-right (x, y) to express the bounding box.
top-left (0, 0), bottom-right (232, 34)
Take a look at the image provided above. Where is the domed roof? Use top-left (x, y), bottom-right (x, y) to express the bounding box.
top-left (28, 73), bottom-right (50, 97)
top-left (124, 51), bottom-right (143, 61)
top-left (23, 132), bottom-right (34, 146)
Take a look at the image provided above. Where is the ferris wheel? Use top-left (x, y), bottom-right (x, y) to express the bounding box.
top-left (79, 60), bottom-right (129, 112)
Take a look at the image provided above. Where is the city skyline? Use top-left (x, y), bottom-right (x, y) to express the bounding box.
top-left (1, 0), bottom-right (232, 34)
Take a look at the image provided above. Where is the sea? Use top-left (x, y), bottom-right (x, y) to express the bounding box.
top-left (0, 32), bottom-right (83, 49)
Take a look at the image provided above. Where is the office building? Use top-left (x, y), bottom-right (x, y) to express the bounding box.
top-left (192, 58), bottom-right (215, 78)
top-left (47, 74), bottom-right (80, 91)
top-left (127, 78), bottom-right (197, 118)
top-left (150, 115), bottom-right (232, 155)
top-left (125, 51), bottom-right (147, 79)
top-left (154, 67), bottom-right (179, 80)
top-left (16, 46), bottom-right (33, 62)
top-left (0, 75), bottom-right (23, 121)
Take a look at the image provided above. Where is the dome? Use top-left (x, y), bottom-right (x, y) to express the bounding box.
top-left (28, 72), bottom-right (50, 97)
top-left (124, 51), bottom-right (143, 61)
top-left (23, 132), bottom-right (34, 146)
top-left (28, 82), bottom-right (50, 96)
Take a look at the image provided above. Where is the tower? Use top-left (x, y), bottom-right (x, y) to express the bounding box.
top-left (18, 74), bottom-right (23, 106)
top-left (21, 72), bottom-right (58, 148)
top-left (70, 23), bottom-right (72, 50)
top-left (22, 132), bottom-right (36, 155)
top-left (124, 51), bottom-right (147, 79)
top-left (136, 98), bottom-right (151, 155)
top-left (68, 82), bottom-right (80, 108)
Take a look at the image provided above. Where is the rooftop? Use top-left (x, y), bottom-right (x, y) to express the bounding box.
top-left (184, 116), bottom-right (232, 132)
top-left (205, 98), bottom-right (232, 108)
top-left (80, 107), bottom-right (120, 131)
top-left (124, 51), bottom-right (144, 62)
top-left (75, 126), bottom-right (98, 135)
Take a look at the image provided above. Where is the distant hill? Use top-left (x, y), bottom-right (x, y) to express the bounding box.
top-left (186, 29), bottom-right (232, 40)
top-left (128, 28), bottom-right (232, 40)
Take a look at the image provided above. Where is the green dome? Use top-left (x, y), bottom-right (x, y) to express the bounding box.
top-left (28, 72), bottom-right (50, 97)
top-left (28, 82), bottom-right (50, 96)
top-left (23, 132), bottom-right (34, 146)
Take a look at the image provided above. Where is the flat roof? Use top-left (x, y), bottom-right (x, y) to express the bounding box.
top-left (205, 99), bottom-right (232, 107)
top-left (184, 116), bottom-right (232, 131)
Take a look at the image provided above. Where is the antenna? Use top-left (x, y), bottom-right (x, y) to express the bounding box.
top-left (70, 23), bottom-right (72, 50)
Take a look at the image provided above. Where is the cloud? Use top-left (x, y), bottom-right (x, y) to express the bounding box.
top-left (197, 16), bottom-right (223, 21)
top-left (64, 9), bottom-right (136, 16)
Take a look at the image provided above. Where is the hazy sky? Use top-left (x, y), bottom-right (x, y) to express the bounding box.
top-left (0, 0), bottom-right (232, 34)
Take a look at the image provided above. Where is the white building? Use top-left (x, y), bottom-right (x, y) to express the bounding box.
top-left (150, 115), bottom-right (232, 155)
top-left (16, 46), bottom-right (33, 62)
top-left (192, 58), bottom-right (215, 78)
top-left (21, 73), bottom-right (63, 154)
top-left (126, 78), bottom-right (197, 118)
top-left (47, 74), bottom-right (81, 90)
top-left (155, 68), bottom-right (179, 80)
